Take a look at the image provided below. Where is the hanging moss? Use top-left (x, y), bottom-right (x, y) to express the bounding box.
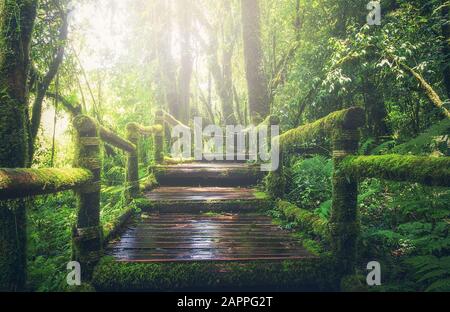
top-left (277, 107), bottom-right (364, 152)
top-left (0, 168), bottom-right (93, 200)
top-left (339, 155), bottom-right (450, 187)
top-left (92, 256), bottom-right (338, 291)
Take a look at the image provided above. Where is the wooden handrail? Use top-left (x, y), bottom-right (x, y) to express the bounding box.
top-left (275, 107), bottom-right (365, 151)
top-left (157, 109), bottom-right (190, 131)
top-left (99, 126), bottom-right (136, 153)
top-left (0, 168), bottom-right (92, 200)
top-left (339, 155), bottom-right (450, 187)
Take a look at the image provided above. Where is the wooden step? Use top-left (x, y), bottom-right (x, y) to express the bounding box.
top-left (149, 162), bottom-right (264, 186)
top-left (92, 256), bottom-right (334, 291)
top-left (106, 213), bottom-right (312, 262)
top-left (198, 153), bottom-right (258, 163)
top-left (140, 187), bottom-right (271, 213)
top-left (94, 213), bottom-right (330, 291)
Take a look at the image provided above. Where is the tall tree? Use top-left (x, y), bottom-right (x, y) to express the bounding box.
top-left (241, 0), bottom-right (269, 123)
top-left (29, 5), bottom-right (69, 162)
top-left (441, 0), bottom-right (450, 100)
top-left (193, 0), bottom-right (238, 124)
top-left (176, 0), bottom-right (193, 124)
top-left (155, 0), bottom-right (178, 118)
top-left (0, 0), bottom-right (38, 290)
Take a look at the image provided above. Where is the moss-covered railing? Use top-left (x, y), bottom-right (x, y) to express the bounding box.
top-left (0, 112), bottom-right (163, 290)
top-left (270, 106), bottom-right (450, 278)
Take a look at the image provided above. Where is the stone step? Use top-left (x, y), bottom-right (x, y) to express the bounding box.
top-left (149, 162), bottom-right (264, 187)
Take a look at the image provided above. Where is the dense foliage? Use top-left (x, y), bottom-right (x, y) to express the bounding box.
top-left (0, 0), bottom-right (448, 291)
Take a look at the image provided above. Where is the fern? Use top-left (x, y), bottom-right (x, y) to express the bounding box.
top-left (406, 256), bottom-right (450, 291)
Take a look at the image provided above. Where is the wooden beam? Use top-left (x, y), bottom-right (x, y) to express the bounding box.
top-left (0, 168), bottom-right (92, 200)
top-left (99, 126), bottom-right (136, 153)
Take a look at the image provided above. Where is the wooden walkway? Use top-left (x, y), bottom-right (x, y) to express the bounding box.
top-left (107, 213), bottom-right (311, 262)
top-left (108, 162), bottom-right (312, 262)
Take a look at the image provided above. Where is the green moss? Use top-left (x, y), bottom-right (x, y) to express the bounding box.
top-left (142, 172), bottom-right (158, 191)
top-left (276, 200), bottom-right (329, 239)
top-left (126, 122), bottom-right (163, 137)
top-left (140, 198), bottom-right (273, 213)
top-left (0, 168), bottom-right (93, 200)
top-left (201, 211), bottom-right (225, 217)
top-left (277, 107), bottom-right (364, 152)
top-left (103, 207), bottom-right (135, 243)
top-left (264, 170), bottom-right (286, 199)
top-left (253, 190), bottom-right (269, 199)
top-left (163, 156), bottom-right (195, 164)
top-left (92, 256), bottom-right (338, 291)
top-left (339, 155), bottom-right (450, 187)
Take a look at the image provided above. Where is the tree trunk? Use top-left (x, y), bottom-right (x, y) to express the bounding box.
top-left (241, 0), bottom-right (269, 123)
top-left (176, 0), bottom-right (193, 124)
top-left (363, 76), bottom-right (388, 140)
top-left (441, 0), bottom-right (450, 100)
top-left (220, 1), bottom-right (237, 124)
top-left (156, 0), bottom-right (178, 119)
top-left (29, 11), bottom-right (69, 162)
top-left (0, 0), bottom-right (38, 291)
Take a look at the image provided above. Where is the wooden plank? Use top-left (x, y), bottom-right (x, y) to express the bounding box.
top-left (113, 256), bottom-right (311, 263)
top-left (108, 212), bottom-right (312, 262)
top-left (108, 249), bottom-right (310, 258)
top-left (116, 236), bottom-right (300, 242)
top-left (145, 187), bottom-right (260, 201)
top-left (110, 241), bottom-right (301, 249)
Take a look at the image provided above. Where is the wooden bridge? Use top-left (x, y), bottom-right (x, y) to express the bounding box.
top-left (1, 108), bottom-right (449, 291)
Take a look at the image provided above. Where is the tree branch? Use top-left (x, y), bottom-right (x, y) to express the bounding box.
top-left (29, 8), bottom-right (69, 161)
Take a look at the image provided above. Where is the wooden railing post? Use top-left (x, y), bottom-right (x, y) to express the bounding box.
top-left (330, 126), bottom-right (360, 276)
top-left (126, 123), bottom-right (140, 198)
top-left (72, 115), bottom-right (103, 278)
top-left (154, 110), bottom-right (164, 163)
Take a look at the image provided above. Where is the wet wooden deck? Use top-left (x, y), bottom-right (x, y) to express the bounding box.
top-left (145, 187), bottom-right (259, 201)
top-left (151, 162), bottom-right (263, 186)
top-left (107, 213), bottom-right (312, 262)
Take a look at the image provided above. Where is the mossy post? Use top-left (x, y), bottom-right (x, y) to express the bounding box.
top-left (154, 110), bottom-right (164, 163)
top-left (72, 115), bottom-right (103, 279)
top-left (329, 123), bottom-right (361, 276)
top-left (126, 123), bottom-right (140, 199)
top-left (265, 116), bottom-right (285, 198)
